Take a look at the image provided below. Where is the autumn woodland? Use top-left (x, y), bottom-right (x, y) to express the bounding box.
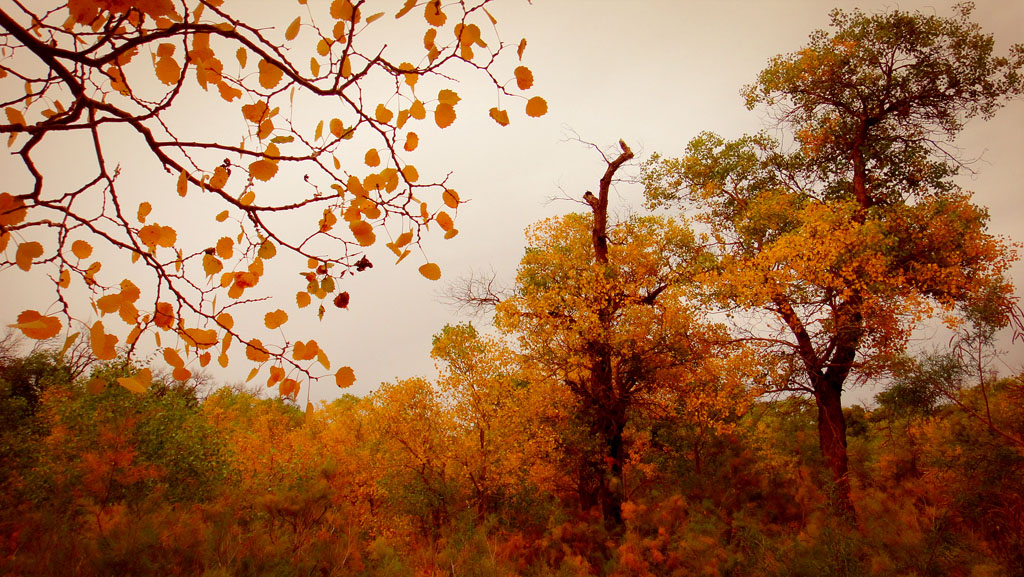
top-left (2, 1), bottom-right (1024, 575)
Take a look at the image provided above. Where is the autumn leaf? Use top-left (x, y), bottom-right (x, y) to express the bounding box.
top-left (514, 66), bottom-right (534, 90)
top-left (375, 104), bottom-right (394, 124)
top-left (258, 59), bottom-right (283, 89)
top-left (489, 107), bottom-right (510, 127)
top-left (365, 148), bottom-right (381, 167)
top-left (423, 0), bottom-right (445, 26)
top-left (525, 96), bottom-right (548, 117)
top-left (442, 189), bottom-right (460, 208)
top-left (285, 16), bottom-right (301, 40)
top-left (10, 310), bottom-right (62, 340)
top-left (71, 240), bottom-right (93, 259)
top-left (264, 309), bottom-right (288, 329)
top-left (246, 339), bottom-right (270, 362)
top-left (15, 241), bottom-right (43, 271)
top-left (335, 366), bottom-right (356, 388)
top-left (0, 193), bottom-right (27, 226)
top-left (296, 291), bottom-right (311, 308)
top-left (209, 166), bottom-right (229, 189)
top-left (419, 262), bottom-right (442, 280)
top-left (90, 321), bottom-right (118, 360)
top-left (435, 104), bottom-right (456, 128)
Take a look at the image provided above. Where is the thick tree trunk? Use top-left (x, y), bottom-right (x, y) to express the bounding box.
top-left (813, 373), bottom-right (854, 516)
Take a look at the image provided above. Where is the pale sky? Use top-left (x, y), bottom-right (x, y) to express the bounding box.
top-left (3, 1), bottom-right (1023, 405)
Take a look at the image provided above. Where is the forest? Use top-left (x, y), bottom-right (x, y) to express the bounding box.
top-left (2, 1), bottom-right (1024, 575)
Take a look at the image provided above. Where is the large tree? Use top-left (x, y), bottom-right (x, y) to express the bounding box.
top-left (0, 0), bottom-right (545, 395)
top-left (497, 142), bottom-right (735, 528)
top-left (642, 4), bottom-right (1023, 513)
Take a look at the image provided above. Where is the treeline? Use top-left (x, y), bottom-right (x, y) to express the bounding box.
top-left (1, 332), bottom-right (1022, 577)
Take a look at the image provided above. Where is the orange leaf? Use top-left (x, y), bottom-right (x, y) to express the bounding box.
top-left (404, 132), bottom-right (419, 152)
top-left (442, 189), bottom-right (460, 208)
top-left (209, 166), bottom-right (229, 189)
top-left (15, 241), bottom-right (43, 271)
top-left (249, 159), bottom-right (278, 181)
top-left (419, 262), bottom-right (442, 280)
top-left (423, 0), bottom-right (445, 26)
top-left (264, 309), bottom-right (288, 329)
top-left (525, 96), bottom-right (548, 117)
top-left (258, 59), bottom-right (283, 89)
top-left (90, 320), bottom-right (118, 360)
top-left (203, 253), bottom-right (223, 277)
top-left (365, 148), bottom-right (381, 167)
top-left (71, 240), bottom-right (93, 259)
top-left (296, 291), bottom-right (311, 308)
top-left (488, 107), bottom-right (510, 127)
top-left (435, 210), bottom-right (453, 231)
top-left (172, 366), bottom-right (192, 381)
top-left (517, 38), bottom-right (527, 60)
top-left (5, 107), bottom-right (26, 126)
top-left (434, 103), bottom-right (456, 128)
top-left (137, 202), bottom-right (152, 223)
top-left (402, 164), bottom-right (419, 183)
top-left (375, 104), bottom-right (393, 124)
top-left (409, 100), bottom-right (426, 120)
top-left (163, 347), bottom-right (184, 368)
top-left (246, 339), bottom-right (270, 362)
top-left (10, 310), bottom-right (62, 340)
top-left (514, 66), bottom-right (534, 90)
top-left (0, 193), bottom-right (28, 226)
top-left (154, 301), bottom-right (175, 329)
top-left (335, 366), bottom-right (356, 388)
top-left (438, 89), bottom-right (461, 105)
top-left (216, 236), bottom-right (234, 259)
top-left (285, 16), bottom-right (301, 40)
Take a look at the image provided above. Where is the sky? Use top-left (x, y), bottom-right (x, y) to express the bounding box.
top-left (3, 0), bottom-right (1023, 405)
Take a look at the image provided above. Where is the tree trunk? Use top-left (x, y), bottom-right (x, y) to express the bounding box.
top-left (813, 373), bottom-right (854, 516)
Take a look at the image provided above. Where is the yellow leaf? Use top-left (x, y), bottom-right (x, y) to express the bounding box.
top-left (246, 339), bottom-right (270, 362)
top-left (285, 16), bottom-right (301, 40)
top-left (438, 89), bottom-right (461, 105)
top-left (249, 158), bottom-right (278, 181)
top-left (305, 401), bottom-right (315, 422)
top-left (258, 58), bottom-right (283, 89)
top-left (444, 228), bottom-right (458, 239)
top-left (317, 349), bottom-right (330, 370)
top-left (71, 240), bottom-right (93, 259)
top-left (349, 220), bottom-right (376, 246)
top-left (117, 376), bottom-right (147, 394)
top-left (177, 170), bottom-right (188, 196)
top-left (15, 241), bottom-right (43, 271)
top-left (514, 66), bottom-right (534, 90)
top-left (264, 309), bottom-right (288, 329)
top-left (525, 96), bottom-right (548, 117)
top-left (137, 202), bottom-right (152, 223)
top-left (435, 210), bottom-right (453, 231)
top-left (5, 107), bottom-right (26, 126)
top-left (216, 236), bottom-right (234, 259)
top-left (423, 0), bottom-right (445, 26)
top-left (489, 107), bottom-right (510, 127)
top-left (434, 103), bottom-right (456, 128)
top-left (10, 310), bottom-right (62, 340)
top-left (442, 189), bottom-right (460, 208)
top-left (90, 321), bottom-right (118, 360)
top-left (335, 366), bottom-right (356, 388)
top-left (396, 0), bottom-right (416, 18)
top-left (409, 100), bottom-right (426, 120)
top-left (419, 262), bottom-right (442, 280)
top-left (258, 239), bottom-right (277, 259)
top-left (364, 148), bottom-right (381, 167)
top-left (163, 347), bottom-right (184, 368)
top-left (375, 103), bottom-right (393, 124)
top-left (203, 253), bottom-right (223, 277)
top-left (404, 132), bottom-right (419, 152)
top-left (0, 193), bottom-right (27, 226)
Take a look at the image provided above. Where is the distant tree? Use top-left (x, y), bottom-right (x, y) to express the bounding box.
top-left (643, 3), bottom-right (1023, 514)
top-left (1, 0), bottom-right (546, 395)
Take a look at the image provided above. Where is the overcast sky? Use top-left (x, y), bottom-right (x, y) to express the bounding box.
top-left (3, 0), bottom-right (1023, 405)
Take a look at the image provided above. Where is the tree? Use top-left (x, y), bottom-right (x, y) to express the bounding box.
top-left (497, 141), bottom-right (731, 528)
top-left (642, 4), bottom-right (1023, 514)
top-left (0, 0), bottom-right (546, 395)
